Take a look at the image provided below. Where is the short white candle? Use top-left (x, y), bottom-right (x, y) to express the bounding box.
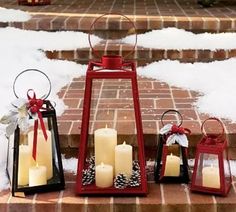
top-left (18, 144), bottom-right (31, 186)
top-left (28, 130), bottom-right (53, 180)
top-left (29, 164), bottom-right (47, 187)
top-left (95, 162), bottom-right (113, 188)
top-left (164, 153), bottom-right (180, 177)
top-left (115, 141), bottom-right (133, 178)
top-left (202, 165), bottom-right (220, 189)
top-left (94, 126), bottom-right (117, 167)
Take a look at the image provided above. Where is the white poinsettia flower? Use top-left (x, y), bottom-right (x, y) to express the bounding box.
top-left (0, 98), bottom-right (30, 137)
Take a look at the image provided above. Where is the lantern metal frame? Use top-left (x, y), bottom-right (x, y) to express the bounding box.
top-left (7, 100), bottom-right (65, 196)
top-left (190, 117), bottom-right (232, 196)
top-left (154, 110), bottom-right (190, 183)
top-left (6, 69), bottom-right (64, 196)
top-left (75, 13), bottom-right (147, 196)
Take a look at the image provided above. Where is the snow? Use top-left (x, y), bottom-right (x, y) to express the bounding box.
top-left (124, 28), bottom-right (236, 50)
top-left (0, 27), bottom-right (100, 50)
top-left (62, 156), bottom-right (78, 175)
top-left (137, 59), bottom-right (236, 122)
top-left (0, 7), bottom-right (31, 22)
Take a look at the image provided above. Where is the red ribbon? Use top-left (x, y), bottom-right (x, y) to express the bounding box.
top-left (171, 124), bottom-right (185, 134)
top-left (27, 89), bottom-right (48, 160)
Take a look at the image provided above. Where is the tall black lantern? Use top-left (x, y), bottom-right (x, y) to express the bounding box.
top-left (3, 69), bottom-right (65, 196)
top-left (154, 110), bottom-right (190, 183)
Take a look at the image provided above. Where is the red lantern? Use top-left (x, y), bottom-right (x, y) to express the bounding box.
top-left (75, 14), bottom-right (147, 195)
top-left (190, 117), bottom-right (232, 196)
top-left (18, 0), bottom-right (50, 6)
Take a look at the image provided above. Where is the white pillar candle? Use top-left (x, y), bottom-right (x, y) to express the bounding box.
top-left (18, 144), bottom-right (31, 186)
top-left (95, 162), bottom-right (113, 188)
top-left (164, 153), bottom-right (180, 177)
top-left (202, 165), bottom-right (220, 189)
top-left (94, 126), bottom-right (117, 167)
top-left (28, 130), bottom-right (53, 180)
top-left (115, 141), bottom-right (133, 178)
top-left (29, 164), bottom-right (47, 187)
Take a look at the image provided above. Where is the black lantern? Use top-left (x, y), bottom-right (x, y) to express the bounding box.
top-left (4, 69), bottom-right (65, 196)
top-left (154, 110), bottom-right (190, 183)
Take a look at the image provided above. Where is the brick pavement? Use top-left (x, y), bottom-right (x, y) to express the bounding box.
top-left (1, 0), bottom-right (236, 32)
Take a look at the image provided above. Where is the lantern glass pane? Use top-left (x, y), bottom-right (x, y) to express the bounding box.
top-left (15, 116), bottom-right (61, 190)
top-left (85, 78), bottom-right (139, 186)
top-left (223, 150), bottom-right (231, 187)
top-left (195, 153), bottom-right (220, 189)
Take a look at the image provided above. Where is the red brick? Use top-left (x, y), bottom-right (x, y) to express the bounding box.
top-left (35, 191), bottom-right (60, 211)
top-left (215, 187), bottom-right (236, 212)
top-left (9, 194), bottom-right (34, 212)
top-left (0, 191), bottom-right (11, 212)
top-left (189, 189), bottom-right (215, 212)
top-left (87, 197), bottom-right (111, 212)
top-left (139, 183), bottom-right (162, 211)
top-left (213, 50), bottom-right (226, 60)
top-left (62, 183), bottom-right (85, 212)
top-left (156, 99), bottom-right (174, 109)
top-left (162, 184), bottom-right (189, 212)
top-left (114, 196), bottom-right (136, 212)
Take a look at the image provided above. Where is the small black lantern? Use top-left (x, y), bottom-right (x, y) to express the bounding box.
top-left (154, 110), bottom-right (190, 183)
top-left (3, 69), bottom-right (65, 196)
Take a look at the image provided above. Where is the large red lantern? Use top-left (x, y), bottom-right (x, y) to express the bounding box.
top-left (75, 14), bottom-right (147, 195)
top-left (190, 117), bottom-right (232, 196)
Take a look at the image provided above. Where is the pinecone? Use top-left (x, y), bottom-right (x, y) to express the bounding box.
top-left (133, 160), bottom-right (140, 172)
top-left (114, 173), bottom-right (128, 189)
top-left (82, 167), bottom-right (95, 186)
top-left (86, 155), bottom-right (95, 166)
top-left (129, 170), bottom-right (141, 187)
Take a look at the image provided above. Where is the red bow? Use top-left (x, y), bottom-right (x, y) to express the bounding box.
top-left (27, 89), bottom-right (48, 160)
top-left (171, 124), bottom-right (185, 134)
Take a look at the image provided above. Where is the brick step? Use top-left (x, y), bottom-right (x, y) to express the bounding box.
top-left (1, 0), bottom-right (236, 33)
top-left (45, 44), bottom-right (236, 65)
top-left (57, 76), bottom-right (236, 160)
top-left (1, 172), bottom-right (236, 212)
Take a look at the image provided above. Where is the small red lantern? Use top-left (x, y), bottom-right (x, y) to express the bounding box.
top-left (190, 117), bottom-right (232, 196)
top-left (18, 0), bottom-right (50, 6)
top-left (75, 14), bottom-right (147, 195)
top-left (154, 110), bottom-right (190, 183)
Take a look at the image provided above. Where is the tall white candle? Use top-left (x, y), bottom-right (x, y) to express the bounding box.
top-left (202, 165), bottom-right (220, 189)
top-left (115, 141), bottom-right (133, 178)
top-left (95, 162), bottom-right (113, 188)
top-left (18, 144), bottom-right (31, 186)
top-left (29, 164), bottom-right (47, 187)
top-left (28, 130), bottom-right (53, 179)
top-left (164, 153), bottom-right (180, 177)
top-left (94, 126), bottom-right (117, 167)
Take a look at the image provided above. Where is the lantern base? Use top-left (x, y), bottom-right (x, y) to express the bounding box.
top-left (154, 164), bottom-right (189, 184)
top-left (190, 184), bottom-right (231, 196)
top-left (76, 183), bottom-right (147, 196)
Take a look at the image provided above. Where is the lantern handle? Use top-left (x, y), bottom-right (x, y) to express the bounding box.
top-left (13, 69), bottom-right (51, 100)
top-left (201, 117), bottom-right (225, 138)
top-left (88, 13), bottom-right (137, 59)
top-left (160, 109), bottom-right (183, 127)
